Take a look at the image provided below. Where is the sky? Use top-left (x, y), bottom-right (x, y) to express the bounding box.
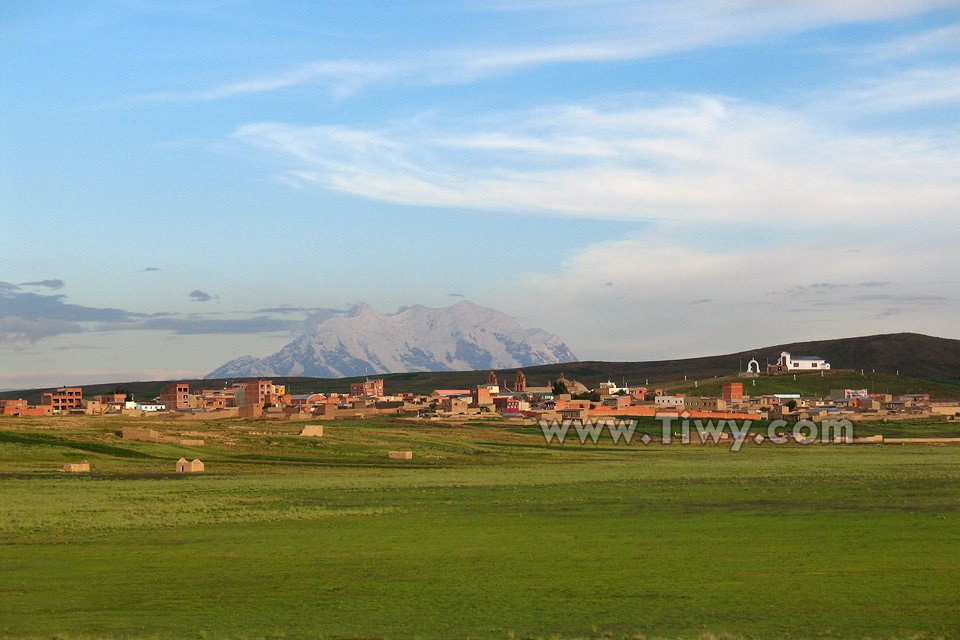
top-left (2, 0), bottom-right (959, 390)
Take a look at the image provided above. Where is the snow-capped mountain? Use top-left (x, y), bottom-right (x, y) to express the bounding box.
top-left (205, 300), bottom-right (577, 379)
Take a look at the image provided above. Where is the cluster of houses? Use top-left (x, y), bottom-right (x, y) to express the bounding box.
top-left (0, 379), bottom-right (406, 421)
top-left (428, 373), bottom-right (959, 424)
top-left (2, 351), bottom-right (957, 423)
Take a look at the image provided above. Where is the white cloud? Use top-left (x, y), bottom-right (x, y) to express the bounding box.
top-left (490, 231), bottom-right (960, 360)
top-left (231, 94), bottom-right (960, 225)
top-left (861, 22), bottom-right (960, 61)
top-left (105, 61), bottom-right (398, 106)
top-left (824, 64), bottom-right (960, 112)
top-left (115, 0), bottom-right (953, 105)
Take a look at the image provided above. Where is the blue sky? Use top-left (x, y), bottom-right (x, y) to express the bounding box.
top-left (2, 0), bottom-right (959, 389)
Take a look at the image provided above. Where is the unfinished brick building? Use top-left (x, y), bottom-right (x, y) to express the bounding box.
top-left (350, 379), bottom-right (384, 398)
top-left (159, 383), bottom-right (190, 410)
top-left (40, 387), bottom-right (83, 412)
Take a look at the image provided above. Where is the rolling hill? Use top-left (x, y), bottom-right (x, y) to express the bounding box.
top-left (3, 332), bottom-right (958, 401)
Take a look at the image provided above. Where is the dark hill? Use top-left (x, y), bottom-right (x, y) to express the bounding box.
top-left (550, 332), bottom-right (960, 385)
top-left (3, 332), bottom-right (958, 402)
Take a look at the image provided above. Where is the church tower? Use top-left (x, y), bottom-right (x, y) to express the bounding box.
top-left (514, 370), bottom-right (527, 392)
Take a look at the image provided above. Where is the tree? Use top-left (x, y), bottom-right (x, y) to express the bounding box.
top-left (786, 399), bottom-right (798, 411)
top-left (552, 379), bottom-right (569, 396)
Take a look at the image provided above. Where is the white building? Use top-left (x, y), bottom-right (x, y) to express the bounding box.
top-left (136, 403), bottom-right (166, 412)
top-left (597, 380), bottom-right (626, 395)
top-left (768, 351), bottom-right (830, 373)
top-left (830, 388), bottom-right (868, 400)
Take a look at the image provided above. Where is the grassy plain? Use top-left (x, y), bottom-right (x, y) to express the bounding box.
top-left (1, 415), bottom-right (959, 639)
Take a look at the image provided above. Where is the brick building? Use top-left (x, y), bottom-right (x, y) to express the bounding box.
top-left (722, 382), bottom-right (743, 402)
top-left (1, 399), bottom-right (54, 416)
top-left (159, 383), bottom-right (190, 409)
top-left (40, 387), bottom-right (83, 411)
top-left (472, 385), bottom-right (496, 406)
top-left (350, 379), bottom-right (384, 398)
top-left (236, 379), bottom-right (284, 407)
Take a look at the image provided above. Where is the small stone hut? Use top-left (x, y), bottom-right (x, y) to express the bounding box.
top-left (299, 424), bottom-right (324, 437)
top-left (175, 457), bottom-right (204, 472)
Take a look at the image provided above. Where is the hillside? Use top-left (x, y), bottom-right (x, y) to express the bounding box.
top-left (3, 332), bottom-right (959, 401)
top-left (662, 370), bottom-right (960, 400)
top-left (554, 332), bottom-right (960, 384)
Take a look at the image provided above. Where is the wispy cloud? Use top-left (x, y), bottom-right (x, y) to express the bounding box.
top-left (139, 267), bottom-right (160, 272)
top-left (189, 290), bottom-right (218, 302)
top-left (231, 94), bottom-right (960, 225)
top-left (0, 291), bottom-right (135, 323)
top-left (0, 290), bottom-right (140, 346)
top-left (254, 305), bottom-right (342, 315)
top-left (0, 289), bottom-right (310, 346)
top-left (105, 317), bottom-right (300, 335)
top-left (109, 60), bottom-right (395, 106)
top-left (53, 344), bottom-right (105, 351)
top-left (110, 0), bottom-right (952, 106)
top-left (859, 22), bottom-right (960, 61)
top-left (19, 279), bottom-right (66, 290)
top-left (824, 64), bottom-right (960, 112)
top-left (787, 283), bottom-right (850, 294)
top-left (0, 316), bottom-right (86, 343)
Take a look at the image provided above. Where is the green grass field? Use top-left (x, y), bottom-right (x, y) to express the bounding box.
top-left (663, 370), bottom-right (960, 400)
top-left (1, 415), bottom-right (959, 639)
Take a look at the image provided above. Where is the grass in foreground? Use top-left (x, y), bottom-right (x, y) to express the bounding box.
top-left (0, 416), bottom-right (958, 639)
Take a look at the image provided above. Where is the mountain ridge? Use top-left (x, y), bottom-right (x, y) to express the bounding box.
top-left (206, 300), bottom-right (578, 379)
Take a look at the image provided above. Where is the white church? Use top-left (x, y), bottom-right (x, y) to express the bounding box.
top-left (767, 351), bottom-right (831, 373)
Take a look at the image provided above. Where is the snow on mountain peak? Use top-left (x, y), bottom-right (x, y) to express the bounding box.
top-left (206, 300), bottom-right (577, 379)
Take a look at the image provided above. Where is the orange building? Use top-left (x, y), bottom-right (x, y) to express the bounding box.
top-left (237, 379), bottom-right (283, 406)
top-left (40, 387), bottom-right (83, 411)
top-left (471, 386), bottom-right (494, 406)
top-left (198, 389), bottom-right (236, 409)
top-left (159, 383), bottom-right (190, 409)
top-left (247, 379), bottom-right (273, 406)
top-left (1, 399), bottom-right (54, 416)
top-left (93, 393), bottom-right (127, 405)
top-left (350, 379), bottom-right (384, 398)
top-left (722, 383), bottom-right (743, 402)
top-left (202, 395), bottom-right (230, 409)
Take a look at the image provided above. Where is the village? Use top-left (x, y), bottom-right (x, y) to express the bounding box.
top-left (3, 351), bottom-right (959, 426)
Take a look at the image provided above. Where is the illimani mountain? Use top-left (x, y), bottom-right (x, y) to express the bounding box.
top-left (206, 301), bottom-right (577, 379)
